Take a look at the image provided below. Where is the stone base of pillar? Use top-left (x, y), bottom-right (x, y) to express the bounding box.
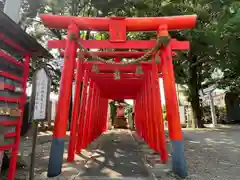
top-left (47, 138), bottom-right (65, 177)
top-left (171, 140), bottom-right (188, 178)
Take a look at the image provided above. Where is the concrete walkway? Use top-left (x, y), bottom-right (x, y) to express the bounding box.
top-left (75, 129), bottom-right (152, 180)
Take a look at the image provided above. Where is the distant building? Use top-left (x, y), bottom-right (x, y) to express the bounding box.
top-left (176, 84), bottom-right (189, 106)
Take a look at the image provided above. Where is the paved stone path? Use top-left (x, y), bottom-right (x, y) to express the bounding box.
top-left (75, 129), bottom-right (152, 180)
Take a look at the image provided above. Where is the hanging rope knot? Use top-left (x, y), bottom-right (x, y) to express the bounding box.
top-left (158, 25), bottom-right (170, 47)
top-left (78, 49), bottom-right (84, 59)
top-left (69, 33), bottom-right (77, 41)
top-left (136, 65), bottom-right (143, 75)
top-left (154, 55), bottom-right (161, 64)
top-left (114, 69), bottom-right (120, 80)
top-left (92, 64), bottom-right (99, 73)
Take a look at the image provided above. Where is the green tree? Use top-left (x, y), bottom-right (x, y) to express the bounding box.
top-left (21, 0), bottom-right (240, 128)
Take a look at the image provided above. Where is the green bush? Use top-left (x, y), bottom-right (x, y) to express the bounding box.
top-left (202, 105), bottom-right (226, 124)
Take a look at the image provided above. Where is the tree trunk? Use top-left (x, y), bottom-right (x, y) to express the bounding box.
top-left (189, 56), bottom-right (204, 128)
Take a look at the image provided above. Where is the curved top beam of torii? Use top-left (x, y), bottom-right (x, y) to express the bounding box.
top-left (40, 14), bottom-right (197, 31)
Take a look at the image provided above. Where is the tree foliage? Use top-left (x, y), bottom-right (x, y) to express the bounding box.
top-left (20, 0), bottom-right (240, 127)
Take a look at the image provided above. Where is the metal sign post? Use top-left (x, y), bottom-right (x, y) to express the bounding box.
top-left (29, 67), bottom-right (51, 180)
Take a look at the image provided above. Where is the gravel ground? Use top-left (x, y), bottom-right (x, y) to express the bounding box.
top-left (1, 127), bottom-right (240, 180)
top-left (183, 128), bottom-right (240, 180)
top-left (133, 127), bottom-right (240, 180)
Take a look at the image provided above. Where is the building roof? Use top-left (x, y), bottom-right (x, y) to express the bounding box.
top-left (0, 10), bottom-right (52, 59)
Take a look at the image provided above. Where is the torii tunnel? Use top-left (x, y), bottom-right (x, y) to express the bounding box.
top-left (40, 14), bottom-right (197, 178)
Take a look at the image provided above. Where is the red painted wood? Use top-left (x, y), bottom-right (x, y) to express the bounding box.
top-left (161, 46), bottom-right (183, 141)
top-left (0, 144), bottom-right (15, 151)
top-left (152, 58), bottom-right (168, 163)
top-left (0, 71), bottom-right (24, 82)
top-left (0, 96), bottom-right (21, 103)
top-left (88, 72), bottom-right (145, 78)
top-left (109, 18), bottom-right (126, 42)
top-left (8, 54), bottom-right (31, 180)
top-left (40, 14), bottom-right (197, 31)
top-left (0, 33), bottom-right (27, 53)
top-left (0, 50), bottom-right (24, 67)
top-left (61, 51), bottom-right (177, 58)
top-left (76, 71), bottom-right (89, 153)
top-left (68, 58), bottom-right (83, 162)
top-left (53, 24), bottom-right (79, 139)
top-left (0, 121), bottom-right (18, 126)
top-left (4, 132), bottom-right (17, 137)
top-left (49, 39), bottom-right (189, 50)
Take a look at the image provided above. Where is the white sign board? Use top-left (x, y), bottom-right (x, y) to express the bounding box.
top-left (179, 106), bottom-right (186, 124)
top-left (33, 68), bottom-right (50, 120)
top-left (202, 85), bottom-right (216, 94)
top-left (199, 84), bottom-right (217, 97)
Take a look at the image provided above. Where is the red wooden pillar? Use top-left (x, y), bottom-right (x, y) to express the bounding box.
top-left (102, 98), bottom-right (109, 132)
top-left (82, 79), bottom-right (93, 148)
top-left (150, 69), bottom-right (162, 153)
top-left (134, 99), bottom-right (140, 136)
top-left (92, 86), bottom-right (100, 140)
top-left (76, 71), bottom-right (88, 153)
top-left (144, 77), bottom-right (152, 147)
top-left (160, 25), bottom-right (187, 177)
top-left (86, 81), bottom-right (96, 145)
top-left (152, 58), bottom-right (168, 163)
top-left (147, 72), bottom-right (159, 152)
top-left (98, 97), bottom-right (107, 135)
top-left (141, 89), bottom-right (148, 143)
top-left (48, 23), bottom-right (78, 177)
top-left (145, 73), bottom-right (155, 150)
top-left (138, 93), bottom-right (144, 139)
top-left (8, 55), bottom-right (31, 180)
top-left (143, 75), bottom-right (153, 149)
top-left (68, 57), bottom-right (83, 162)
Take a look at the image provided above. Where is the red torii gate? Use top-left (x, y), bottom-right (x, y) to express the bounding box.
top-left (40, 14), bottom-right (196, 178)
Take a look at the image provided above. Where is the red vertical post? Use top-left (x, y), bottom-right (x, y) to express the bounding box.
top-left (160, 25), bottom-right (187, 177)
top-left (143, 75), bottom-right (153, 149)
top-left (76, 71), bottom-right (88, 153)
top-left (68, 57), bottom-right (83, 162)
top-left (138, 94), bottom-right (144, 138)
top-left (144, 78), bottom-right (152, 147)
top-left (138, 94), bottom-right (144, 139)
top-left (82, 80), bottom-right (93, 149)
top-left (92, 86), bottom-right (99, 140)
top-left (102, 98), bottom-right (109, 132)
top-left (150, 70), bottom-right (162, 153)
top-left (86, 81), bottom-right (96, 146)
top-left (8, 54), bottom-right (31, 180)
top-left (136, 95), bottom-right (141, 137)
top-left (147, 72), bottom-right (159, 152)
top-left (141, 91), bottom-right (148, 143)
top-left (152, 57), bottom-right (168, 163)
top-left (134, 99), bottom-right (141, 137)
top-left (48, 23), bottom-right (78, 177)
top-left (145, 73), bottom-right (155, 150)
top-left (89, 83), bottom-right (97, 142)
